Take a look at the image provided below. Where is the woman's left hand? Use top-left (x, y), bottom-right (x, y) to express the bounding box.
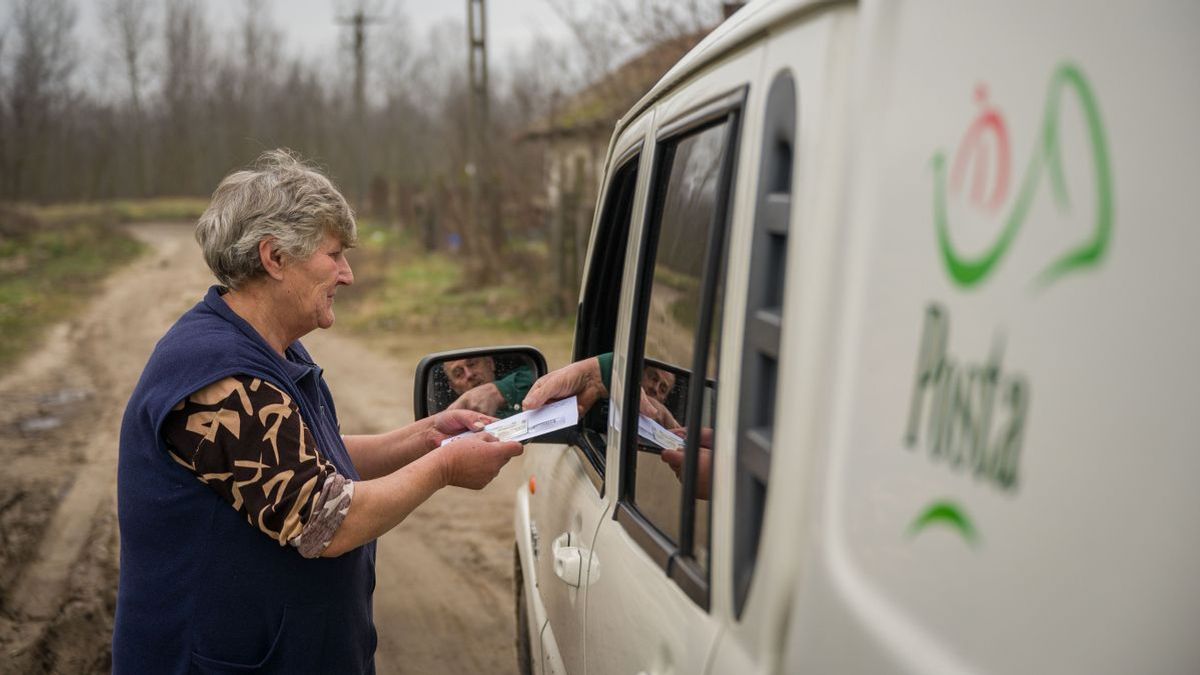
top-left (427, 409), bottom-right (496, 446)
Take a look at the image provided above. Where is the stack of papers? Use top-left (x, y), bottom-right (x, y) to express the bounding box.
top-left (441, 396), bottom-right (579, 445)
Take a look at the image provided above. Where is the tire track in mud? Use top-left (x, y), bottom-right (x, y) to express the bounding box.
top-left (1, 222), bottom-right (209, 673)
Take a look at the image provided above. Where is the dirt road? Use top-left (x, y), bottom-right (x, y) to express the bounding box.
top-left (0, 222), bottom-right (566, 673)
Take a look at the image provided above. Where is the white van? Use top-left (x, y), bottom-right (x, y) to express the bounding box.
top-left (415, 1), bottom-right (1200, 672)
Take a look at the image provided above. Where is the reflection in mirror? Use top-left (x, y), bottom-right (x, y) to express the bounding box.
top-left (640, 358), bottom-right (688, 430)
top-left (422, 350), bottom-right (541, 419)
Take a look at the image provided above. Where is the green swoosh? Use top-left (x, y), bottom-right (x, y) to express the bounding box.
top-left (933, 151), bottom-right (1025, 287)
top-left (932, 63), bottom-right (1113, 290)
top-left (1033, 64), bottom-right (1113, 287)
top-left (907, 500), bottom-right (979, 546)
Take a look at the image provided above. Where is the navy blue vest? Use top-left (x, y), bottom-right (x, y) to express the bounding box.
top-left (114, 286), bottom-right (377, 674)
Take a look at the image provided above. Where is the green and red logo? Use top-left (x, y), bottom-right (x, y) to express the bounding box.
top-left (931, 63), bottom-right (1114, 290)
top-left (909, 64), bottom-right (1114, 547)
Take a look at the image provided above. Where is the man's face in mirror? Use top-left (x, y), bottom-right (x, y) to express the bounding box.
top-left (443, 356), bottom-right (497, 395)
top-left (641, 366), bottom-right (676, 404)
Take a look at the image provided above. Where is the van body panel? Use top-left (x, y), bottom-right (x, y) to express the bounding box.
top-left (785, 1), bottom-right (1200, 673)
top-left (513, 483), bottom-right (547, 674)
top-left (524, 438), bottom-right (609, 675)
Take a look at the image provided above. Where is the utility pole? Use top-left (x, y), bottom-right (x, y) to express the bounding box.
top-left (336, 7), bottom-right (381, 209)
top-left (466, 0), bottom-right (499, 256)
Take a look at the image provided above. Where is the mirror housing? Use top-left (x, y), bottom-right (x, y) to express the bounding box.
top-left (413, 345), bottom-right (548, 420)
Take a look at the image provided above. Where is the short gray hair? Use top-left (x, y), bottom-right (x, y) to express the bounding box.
top-left (195, 149), bottom-right (357, 289)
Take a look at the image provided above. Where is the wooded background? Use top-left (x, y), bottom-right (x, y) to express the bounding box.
top-left (0, 0), bottom-right (729, 305)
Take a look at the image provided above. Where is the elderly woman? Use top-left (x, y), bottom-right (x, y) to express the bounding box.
top-left (113, 150), bottom-right (521, 673)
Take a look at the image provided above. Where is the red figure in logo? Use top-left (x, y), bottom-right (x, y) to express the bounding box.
top-left (950, 84), bottom-right (1011, 213)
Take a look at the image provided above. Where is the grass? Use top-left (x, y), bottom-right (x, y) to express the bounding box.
top-left (338, 219), bottom-right (574, 337)
top-left (31, 197), bottom-right (209, 226)
top-left (0, 198), bottom-right (207, 371)
top-left (0, 201), bottom-right (575, 372)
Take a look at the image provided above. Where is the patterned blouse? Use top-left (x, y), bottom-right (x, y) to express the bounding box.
top-left (161, 375), bottom-right (353, 558)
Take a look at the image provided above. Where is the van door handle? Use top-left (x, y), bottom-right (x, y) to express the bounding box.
top-left (551, 532), bottom-right (594, 587)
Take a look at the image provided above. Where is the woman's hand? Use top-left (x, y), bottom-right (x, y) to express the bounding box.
top-left (426, 409), bottom-right (495, 447)
top-left (432, 433), bottom-right (524, 490)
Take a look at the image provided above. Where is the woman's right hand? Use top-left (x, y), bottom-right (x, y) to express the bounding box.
top-left (432, 433), bottom-right (523, 490)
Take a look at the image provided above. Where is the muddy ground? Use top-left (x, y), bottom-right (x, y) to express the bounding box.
top-left (0, 222), bottom-right (571, 674)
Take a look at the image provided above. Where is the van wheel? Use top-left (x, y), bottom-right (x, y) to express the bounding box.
top-left (514, 544), bottom-right (534, 675)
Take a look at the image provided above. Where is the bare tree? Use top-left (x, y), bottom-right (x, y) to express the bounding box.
top-left (547, 0), bottom-right (717, 85)
top-left (610, 0), bottom-right (716, 47)
top-left (1, 0), bottom-right (78, 200)
top-left (102, 0), bottom-right (153, 116)
top-left (0, 24), bottom-right (9, 198)
top-left (0, 0), bottom-right (719, 257)
top-left (101, 0), bottom-right (154, 195)
top-left (502, 35), bottom-right (574, 131)
top-left (237, 0), bottom-right (282, 133)
top-left (160, 0), bottom-right (210, 194)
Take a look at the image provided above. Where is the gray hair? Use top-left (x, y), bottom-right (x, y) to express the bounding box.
top-left (195, 149), bottom-right (357, 289)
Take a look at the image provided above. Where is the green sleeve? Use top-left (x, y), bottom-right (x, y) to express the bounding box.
top-left (494, 365), bottom-right (535, 408)
top-left (596, 352), bottom-right (613, 392)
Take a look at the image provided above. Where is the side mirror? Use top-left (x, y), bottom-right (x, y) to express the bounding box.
top-left (413, 345), bottom-right (548, 421)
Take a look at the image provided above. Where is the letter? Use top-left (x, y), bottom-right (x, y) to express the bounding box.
top-left (973, 339), bottom-right (1003, 479)
top-left (905, 304), bottom-right (947, 449)
top-left (993, 376), bottom-right (1028, 491)
top-left (946, 367), bottom-right (975, 469)
top-left (931, 358), bottom-right (957, 460)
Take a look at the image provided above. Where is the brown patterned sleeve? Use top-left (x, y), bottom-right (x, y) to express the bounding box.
top-left (162, 375), bottom-right (353, 558)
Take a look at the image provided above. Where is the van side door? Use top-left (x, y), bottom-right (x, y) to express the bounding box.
top-left (583, 43), bottom-right (764, 675)
top-left (519, 116), bottom-right (652, 675)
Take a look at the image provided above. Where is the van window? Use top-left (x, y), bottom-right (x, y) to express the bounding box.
top-left (632, 122), bottom-right (728, 557)
top-left (571, 150), bottom-right (640, 482)
top-left (617, 92), bottom-right (742, 606)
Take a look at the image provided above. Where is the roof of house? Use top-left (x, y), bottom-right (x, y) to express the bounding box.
top-left (619, 0), bottom-right (829, 132)
top-left (521, 31), bottom-right (709, 141)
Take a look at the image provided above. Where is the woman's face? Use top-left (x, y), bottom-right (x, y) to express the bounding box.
top-left (282, 231), bottom-right (354, 333)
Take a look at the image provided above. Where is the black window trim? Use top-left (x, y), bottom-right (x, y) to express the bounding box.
top-left (615, 86), bottom-right (747, 610)
top-left (571, 144), bottom-right (644, 495)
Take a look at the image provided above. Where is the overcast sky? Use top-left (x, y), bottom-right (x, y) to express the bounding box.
top-left (72, 0), bottom-right (577, 72)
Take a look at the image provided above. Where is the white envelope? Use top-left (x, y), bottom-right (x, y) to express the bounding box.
top-left (442, 396), bottom-right (579, 446)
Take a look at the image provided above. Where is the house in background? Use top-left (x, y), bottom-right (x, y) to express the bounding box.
top-left (520, 31), bottom-right (709, 313)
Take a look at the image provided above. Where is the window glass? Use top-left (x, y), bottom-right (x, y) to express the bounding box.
top-left (574, 155), bottom-right (639, 473)
top-left (632, 121), bottom-right (729, 572)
